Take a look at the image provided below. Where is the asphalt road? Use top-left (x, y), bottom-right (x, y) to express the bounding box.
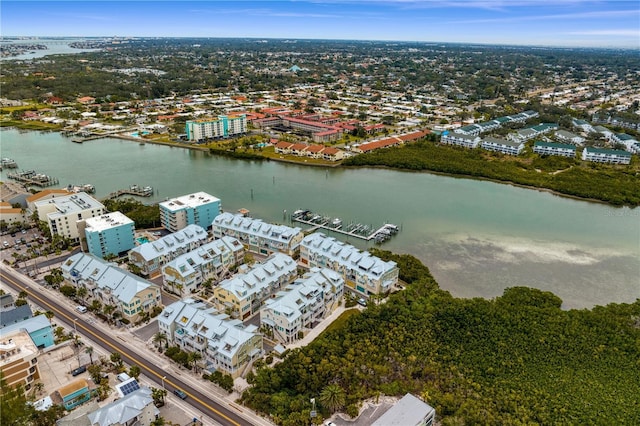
top-left (0, 266), bottom-right (253, 426)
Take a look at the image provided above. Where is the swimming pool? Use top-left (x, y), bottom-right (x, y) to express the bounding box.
top-left (137, 237), bottom-right (149, 244)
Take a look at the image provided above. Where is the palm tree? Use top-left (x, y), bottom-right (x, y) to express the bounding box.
top-left (44, 310), bottom-right (54, 324)
top-left (85, 346), bottom-right (94, 365)
top-left (77, 287), bottom-right (88, 303)
top-left (103, 304), bottom-right (116, 323)
top-left (152, 332), bottom-right (168, 351)
top-left (187, 351), bottom-right (203, 373)
top-left (319, 384), bottom-right (346, 413)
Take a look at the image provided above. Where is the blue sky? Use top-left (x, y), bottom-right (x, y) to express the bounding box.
top-left (2, 1), bottom-right (639, 48)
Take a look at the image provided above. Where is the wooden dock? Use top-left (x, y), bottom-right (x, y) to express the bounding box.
top-left (102, 186), bottom-right (154, 201)
top-left (7, 170), bottom-right (59, 187)
top-left (291, 210), bottom-right (399, 243)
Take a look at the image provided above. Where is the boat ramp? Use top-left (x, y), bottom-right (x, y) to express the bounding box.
top-left (291, 209), bottom-right (399, 243)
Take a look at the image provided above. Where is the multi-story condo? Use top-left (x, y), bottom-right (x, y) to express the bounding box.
top-left (441, 132), bottom-right (481, 149)
top-left (162, 236), bottom-right (245, 294)
top-left (581, 147), bottom-right (632, 165)
top-left (213, 253), bottom-right (298, 320)
top-left (1, 315), bottom-right (55, 348)
top-left (533, 141), bottom-right (576, 158)
top-left (260, 267), bottom-right (344, 344)
top-left (25, 188), bottom-right (71, 212)
top-left (611, 133), bottom-right (640, 154)
top-left (571, 118), bottom-right (594, 133)
top-left (83, 212), bottom-right (135, 259)
top-left (481, 137), bottom-right (525, 156)
top-left (61, 253), bottom-right (162, 322)
top-left (128, 224), bottom-right (209, 277)
top-left (34, 192), bottom-right (105, 241)
top-left (159, 192), bottom-right (221, 232)
top-left (211, 212), bottom-right (304, 257)
top-left (299, 232), bottom-right (399, 297)
top-left (158, 298), bottom-right (262, 378)
top-left (0, 330), bottom-right (40, 395)
top-left (185, 114), bottom-right (247, 142)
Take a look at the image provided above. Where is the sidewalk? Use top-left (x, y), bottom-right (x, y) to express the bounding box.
top-left (2, 264), bottom-right (275, 426)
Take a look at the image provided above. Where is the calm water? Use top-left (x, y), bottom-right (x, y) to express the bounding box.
top-left (2, 128), bottom-right (638, 309)
top-left (0, 38), bottom-right (100, 61)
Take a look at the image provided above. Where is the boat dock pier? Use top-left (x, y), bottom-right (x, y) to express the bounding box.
top-left (0, 158), bottom-right (18, 170)
top-left (291, 209), bottom-right (399, 243)
top-left (102, 185), bottom-right (154, 200)
top-left (7, 170), bottom-right (59, 187)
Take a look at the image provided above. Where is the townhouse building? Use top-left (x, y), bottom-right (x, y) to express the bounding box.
top-left (441, 132), bottom-right (481, 148)
top-left (453, 124), bottom-right (481, 136)
top-left (34, 192), bottom-right (105, 241)
top-left (158, 298), bottom-right (262, 378)
top-left (213, 253), bottom-right (298, 319)
top-left (571, 118), bottom-right (594, 133)
top-left (299, 232), bottom-right (399, 297)
top-left (581, 147), bottom-right (632, 165)
top-left (533, 141), bottom-right (576, 158)
top-left (481, 137), bottom-right (525, 156)
top-left (0, 330), bottom-right (40, 395)
top-left (260, 267), bottom-right (344, 344)
top-left (211, 212), bottom-right (304, 257)
top-left (185, 114), bottom-right (247, 142)
top-left (61, 253), bottom-right (162, 322)
top-left (162, 236), bottom-right (245, 294)
top-left (159, 192), bottom-right (221, 232)
top-left (128, 224), bottom-right (209, 277)
top-left (611, 133), bottom-right (640, 154)
top-left (555, 130), bottom-right (585, 145)
top-left (83, 212), bottom-right (135, 259)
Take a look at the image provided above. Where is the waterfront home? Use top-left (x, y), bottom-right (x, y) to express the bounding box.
top-left (83, 212), bottom-right (135, 259)
top-left (581, 147), bottom-right (631, 165)
top-left (25, 189), bottom-right (71, 212)
top-left (299, 232), bottom-right (399, 297)
top-left (61, 253), bottom-right (162, 322)
top-left (162, 236), bottom-right (245, 294)
top-left (34, 192), bottom-right (105, 242)
top-left (212, 212), bottom-right (303, 257)
top-left (185, 114), bottom-right (247, 142)
top-left (212, 253), bottom-right (298, 319)
top-left (441, 132), bottom-right (481, 148)
top-left (158, 298), bottom-right (262, 378)
top-left (533, 141), bottom-right (576, 158)
top-left (481, 137), bottom-right (525, 156)
top-left (260, 267), bottom-right (344, 344)
top-left (159, 192), bottom-right (221, 233)
top-left (128, 224), bottom-right (209, 277)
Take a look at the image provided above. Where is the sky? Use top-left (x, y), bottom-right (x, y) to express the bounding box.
top-left (2, 1), bottom-right (639, 48)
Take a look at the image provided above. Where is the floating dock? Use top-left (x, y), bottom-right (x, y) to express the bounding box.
top-left (291, 209), bottom-right (399, 243)
top-left (7, 170), bottom-right (59, 187)
top-left (102, 185), bottom-right (154, 200)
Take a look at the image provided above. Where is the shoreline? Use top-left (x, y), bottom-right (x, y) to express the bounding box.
top-left (3, 125), bottom-right (634, 208)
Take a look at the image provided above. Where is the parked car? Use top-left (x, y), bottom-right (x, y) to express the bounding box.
top-left (173, 389), bottom-right (188, 400)
top-left (357, 298), bottom-right (367, 307)
top-left (71, 366), bottom-right (87, 376)
top-left (76, 305), bottom-right (88, 313)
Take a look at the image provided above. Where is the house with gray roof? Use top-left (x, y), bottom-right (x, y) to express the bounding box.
top-left (260, 268), bottom-right (344, 344)
top-left (128, 224), bottom-right (209, 277)
top-left (300, 232), bottom-right (398, 297)
top-left (371, 393), bottom-right (435, 426)
top-left (61, 253), bottom-right (161, 322)
top-left (87, 388), bottom-right (158, 426)
top-left (158, 298), bottom-right (262, 378)
top-left (162, 236), bottom-right (244, 294)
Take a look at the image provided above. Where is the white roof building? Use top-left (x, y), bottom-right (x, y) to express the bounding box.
top-left (300, 232), bottom-right (398, 296)
top-left (162, 236), bottom-right (245, 294)
top-left (128, 224), bottom-right (209, 276)
top-left (34, 192), bottom-right (105, 241)
top-left (212, 212), bottom-right (304, 256)
top-left (61, 253), bottom-right (162, 322)
top-left (88, 388), bottom-right (159, 426)
top-left (158, 298), bottom-right (262, 378)
top-left (372, 393), bottom-right (435, 426)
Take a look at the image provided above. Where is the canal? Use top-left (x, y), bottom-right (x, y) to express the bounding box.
top-left (1, 128), bottom-right (638, 309)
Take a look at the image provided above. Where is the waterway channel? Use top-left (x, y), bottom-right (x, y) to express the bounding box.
top-left (1, 128), bottom-right (638, 309)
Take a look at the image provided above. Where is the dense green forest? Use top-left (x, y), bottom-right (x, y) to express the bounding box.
top-left (343, 141), bottom-right (640, 206)
top-left (241, 251), bottom-right (640, 425)
top-left (103, 197), bottom-right (160, 228)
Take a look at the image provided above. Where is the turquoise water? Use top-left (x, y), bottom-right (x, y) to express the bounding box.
top-left (1, 128), bottom-right (638, 308)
